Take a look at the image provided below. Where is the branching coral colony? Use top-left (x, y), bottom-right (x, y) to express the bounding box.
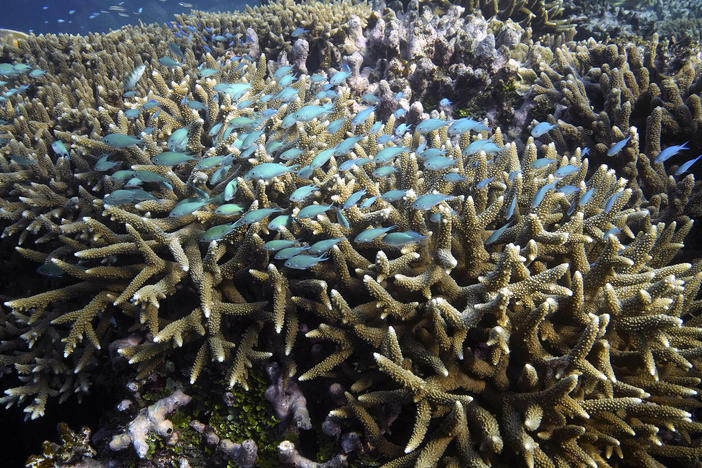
top-left (0, 0), bottom-right (701, 466)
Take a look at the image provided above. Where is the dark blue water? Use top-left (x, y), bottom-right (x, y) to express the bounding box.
top-left (1, 0), bottom-right (258, 35)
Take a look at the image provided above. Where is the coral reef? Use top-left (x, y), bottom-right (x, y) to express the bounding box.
top-left (109, 389), bottom-right (192, 458)
top-left (25, 423), bottom-right (97, 468)
top-left (0, 0), bottom-right (700, 466)
top-left (526, 34), bottom-right (702, 246)
top-left (416, 0), bottom-right (573, 37)
top-left (174, 0), bottom-right (372, 72)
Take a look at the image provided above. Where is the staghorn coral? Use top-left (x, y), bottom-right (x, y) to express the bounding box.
top-left (0, 1), bottom-right (700, 466)
top-left (173, 0), bottom-right (373, 73)
top-left (525, 33), bottom-right (702, 250)
top-left (415, 0), bottom-right (573, 37)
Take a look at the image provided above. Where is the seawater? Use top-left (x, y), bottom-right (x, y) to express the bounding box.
top-left (1, 0), bottom-right (259, 35)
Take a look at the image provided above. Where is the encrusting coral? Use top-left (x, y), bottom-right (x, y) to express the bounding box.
top-left (0, 0), bottom-right (701, 466)
top-left (109, 389), bottom-right (192, 458)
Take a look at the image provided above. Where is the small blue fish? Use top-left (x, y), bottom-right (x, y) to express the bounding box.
top-left (381, 189), bottom-right (408, 202)
top-left (579, 188), bottom-right (595, 206)
top-left (199, 68), bottom-right (219, 77)
top-left (395, 123), bottom-right (411, 136)
top-left (214, 204), bottom-right (245, 215)
top-left (278, 74), bottom-right (296, 87)
top-left (268, 214), bottom-right (291, 231)
top-left (103, 188), bottom-right (157, 206)
top-left (463, 139), bottom-right (495, 156)
top-left (334, 135), bottom-right (365, 157)
top-left (372, 166), bottom-right (397, 177)
top-left (263, 239), bottom-right (300, 251)
top-left (224, 179), bottom-right (238, 201)
top-left (213, 83), bottom-right (251, 99)
top-left (485, 223), bottom-right (511, 245)
top-left (531, 121), bottom-right (557, 138)
top-left (284, 254), bottom-right (328, 270)
top-left (310, 148), bottom-right (335, 170)
top-left (362, 94), bottom-right (380, 105)
top-left (506, 195), bottom-right (517, 220)
top-left (360, 195), bottom-right (378, 209)
top-left (604, 191), bottom-right (623, 213)
top-left (416, 118), bottom-right (447, 134)
top-left (200, 223), bottom-right (236, 242)
top-left (382, 231), bottom-right (427, 247)
top-left (476, 177), bottom-right (492, 189)
top-left (233, 207), bottom-right (282, 227)
top-left (530, 158), bottom-right (555, 169)
top-left (374, 146), bottom-right (408, 164)
top-left (296, 204), bottom-right (333, 219)
top-left (291, 104), bottom-right (332, 123)
top-left (443, 173), bottom-right (465, 182)
top-left (376, 135), bottom-right (393, 144)
top-left (355, 225), bottom-right (396, 243)
top-left (297, 166), bottom-right (313, 179)
top-left (419, 148), bottom-right (447, 159)
top-left (273, 65), bottom-right (293, 79)
top-left (290, 185), bottom-right (318, 202)
top-left (291, 27), bottom-right (309, 37)
top-left (369, 121), bottom-right (383, 134)
top-left (343, 189), bottom-right (367, 209)
top-left (423, 156), bottom-right (456, 171)
top-left (274, 140), bottom-right (298, 157)
top-left (558, 185), bottom-right (580, 196)
top-left (10, 154), bottom-right (34, 165)
top-left (309, 238), bottom-right (344, 255)
top-left (102, 134), bottom-right (143, 148)
top-left (124, 109), bottom-right (141, 119)
top-left (310, 73), bottom-right (326, 82)
top-left (336, 208), bottom-right (350, 229)
top-left (352, 106), bottom-right (376, 126)
top-left (412, 193), bottom-right (454, 211)
top-left (439, 98), bottom-right (452, 107)
top-left (187, 100), bottom-right (207, 111)
top-left (274, 87), bottom-right (299, 102)
top-left (51, 140), bottom-right (69, 157)
top-left (142, 100), bottom-right (160, 110)
top-left (393, 108), bottom-right (407, 119)
top-left (655, 142), bottom-right (689, 163)
top-left (168, 127), bottom-right (189, 152)
top-left (531, 182), bottom-right (555, 209)
top-left (338, 158), bottom-right (372, 172)
top-left (329, 64), bottom-right (351, 86)
top-left (326, 118), bottom-right (346, 134)
top-left (153, 151), bottom-right (196, 166)
top-left (274, 246), bottom-right (310, 260)
top-left (245, 163), bottom-right (297, 180)
top-left (168, 198), bottom-right (207, 218)
top-left (158, 56), bottom-right (181, 67)
top-left (607, 135), bottom-right (631, 157)
top-left (449, 119), bottom-right (490, 136)
top-left (674, 154), bottom-right (702, 176)
top-left (168, 42), bottom-right (185, 59)
top-left (554, 165), bottom-right (580, 177)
